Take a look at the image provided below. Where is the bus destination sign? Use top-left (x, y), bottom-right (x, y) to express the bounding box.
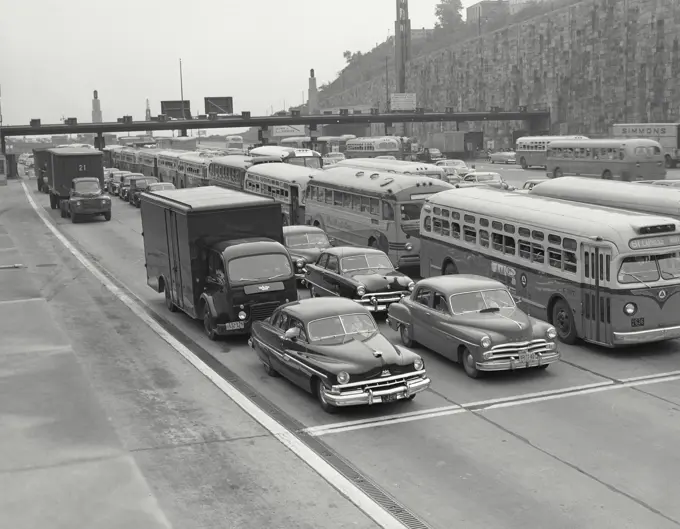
top-left (630, 234), bottom-right (680, 250)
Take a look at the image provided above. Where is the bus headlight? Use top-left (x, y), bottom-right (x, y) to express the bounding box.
top-left (546, 327), bottom-right (557, 340)
top-left (238, 311), bottom-right (247, 320)
top-left (624, 303), bottom-right (637, 316)
top-left (357, 286), bottom-right (366, 296)
top-left (337, 371), bottom-right (350, 384)
top-left (404, 242), bottom-right (413, 251)
top-left (408, 282), bottom-right (415, 291)
top-left (481, 336), bottom-right (491, 348)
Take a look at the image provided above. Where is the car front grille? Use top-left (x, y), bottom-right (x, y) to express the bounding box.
top-left (250, 301), bottom-right (280, 321)
top-left (361, 364), bottom-right (415, 381)
top-left (488, 339), bottom-right (552, 359)
top-left (357, 291), bottom-right (408, 305)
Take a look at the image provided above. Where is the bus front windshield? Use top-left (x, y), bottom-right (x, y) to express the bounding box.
top-left (399, 201), bottom-right (424, 221)
top-left (618, 253), bottom-right (680, 284)
top-left (288, 157), bottom-right (322, 169)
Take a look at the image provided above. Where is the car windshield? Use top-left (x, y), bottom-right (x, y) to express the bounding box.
top-left (449, 289), bottom-right (516, 314)
top-left (340, 254), bottom-right (394, 275)
top-left (399, 201), bottom-right (423, 221)
top-left (473, 173), bottom-right (501, 182)
top-left (74, 181), bottom-right (101, 193)
top-left (285, 232), bottom-right (330, 249)
top-left (307, 313), bottom-right (377, 343)
top-left (227, 253), bottom-right (292, 283)
top-left (618, 253), bottom-right (680, 283)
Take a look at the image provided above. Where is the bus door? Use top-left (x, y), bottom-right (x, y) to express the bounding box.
top-left (164, 209), bottom-right (184, 311)
top-left (581, 243), bottom-right (613, 344)
top-left (290, 186), bottom-right (300, 224)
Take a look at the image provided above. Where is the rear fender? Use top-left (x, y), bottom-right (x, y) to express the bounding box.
top-left (199, 293), bottom-right (218, 319)
top-left (387, 302), bottom-right (412, 331)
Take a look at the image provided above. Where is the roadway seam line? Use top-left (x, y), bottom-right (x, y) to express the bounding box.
top-left (619, 370), bottom-right (680, 383)
top-left (0, 297), bottom-right (46, 305)
top-left (20, 182), bottom-right (412, 529)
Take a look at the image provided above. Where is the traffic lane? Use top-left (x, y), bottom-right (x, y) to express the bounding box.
top-left (320, 406), bottom-right (679, 529)
top-left (634, 379), bottom-right (680, 406)
top-left (8, 185), bottom-right (384, 529)
top-left (480, 387), bottom-right (680, 524)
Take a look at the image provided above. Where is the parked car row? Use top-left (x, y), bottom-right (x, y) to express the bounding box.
top-left (104, 168), bottom-right (175, 208)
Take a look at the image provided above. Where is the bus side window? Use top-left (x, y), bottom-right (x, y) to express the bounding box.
top-left (433, 219), bottom-right (442, 234)
top-left (423, 216), bottom-right (432, 232)
top-left (361, 196), bottom-right (370, 213)
top-left (441, 220), bottom-right (451, 237)
top-left (519, 240), bottom-right (531, 259)
top-left (531, 243), bottom-right (545, 264)
top-left (382, 201), bottom-right (394, 221)
top-left (370, 199), bottom-right (380, 216)
top-left (351, 195), bottom-right (362, 211)
top-left (480, 230), bottom-right (490, 248)
top-left (325, 190), bottom-right (333, 205)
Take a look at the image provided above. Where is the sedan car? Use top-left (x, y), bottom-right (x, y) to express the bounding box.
top-left (283, 225), bottom-right (334, 281)
top-left (248, 297), bottom-right (431, 413)
top-left (489, 150), bottom-right (517, 164)
top-left (305, 247), bottom-right (415, 312)
top-left (519, 178), bottom-right (548, 192)
top-left (458, 172), bottom-right (512, 190)
top-left (387, 275), bottom-right (560, 379)
top-left (129, 177), bottom-right (159, 207)
top-left (119, 173), bottom-right (144, 201)
top-left (107, 170), bottom-right (130, 195)
top-left (436, 159), bottom-right (471, 177)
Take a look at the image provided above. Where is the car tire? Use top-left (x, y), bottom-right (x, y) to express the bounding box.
top-left (461, 347), bottom-right (480, 379)
top-left (71, 213), bottom-right (78, 224)
top-left (552, 298), bottom-right (577, 344)
top-left (263, 359), bottom-right (280, 377)
top-left (315, 379), bottom-right (338, 414)
top-left (399, 324), bottom-right (415, 347)
top-left (537, 364), bottom-right (549, 370)
top-left (104, 212), bottom-right (111, 221)
top-left (520, 157), bottom-right (528, 169)
top-left (203, 308), bottom-right (218, 341)
top-left (164, 287), bottom-right (177, 312)
top-left (60, 206), bottom-right (66, 218)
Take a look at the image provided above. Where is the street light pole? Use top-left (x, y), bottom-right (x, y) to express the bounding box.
top-left (179, 59), bottom-right (185, 119)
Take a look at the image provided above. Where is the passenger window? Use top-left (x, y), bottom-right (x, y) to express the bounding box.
top-left (382, 201), bottom-right (394, 221)
top-left (271, 311), bottom-right (282, 327)
top-left (441, 209), bottom-right (450, 218)
top-left (599, 254), bottom-right (604, 280)
top-left (208, 251), bottom-right (225, 280)
top-left (563, 238), bottom-right (577, 250)
top-left (463, 225), bottom-right (476, 243)
top-left (433, 218), bottom-right (443, 234)
top-left (343, 193), bottom-right (352, 209)
top-left (464, 214), bottom-right (475, 224)
top-left (370, 199), bottom-right (380, 215)
top-left (480, 230), bottom-right (490, 248)
top-left (277, 313), bottom-right (290, 330)
top-left (532, 230), bottom-right (544, 241)
top-left (492, 233), bottom-right (504, 252)
top-left (424, 216), bottom-right (432, 232)
top-left (492, 221), bottom-right (503, 231)
top-left (585, 251), bottom-right (589, 276)
top-left (504, 224), bottom-right (515, 234)
top-left (451, 223), bottom-right (461, 239)
top-left (433, 207), bottom-right (441, 215)
top-left (290, 318), bottom-right (308, 342)
top-left (327, 256), bottom-right (339, 273)
top-left (325, 190), bottom-right (333, 205)
top-left (317, 254), bottom-right (329, 268)
top-left (548, 234), bottom-right (561, 245)
top-left (433, 293), bottom-right (449, 313)
top-left (452, 212), bottom-right (460, 220)
top-left (504, 236), bottom-right (516, 255)
top-left (361, 196), bottom-right (370, 213)
top-left (480, 218), bottom-right (489, 227)
top-left (518, 227), bottom-right (530, 237)
top-left (414, 288), bottom-right (432, 306)
top-left (548, 247), bottom-right (562, 269)
top-left (441, 220), bottom-right (451, 237)
top-left (564, 251), bottom-right (577, 273)
top-left (351, 195), bottom-right (361, 211)
top-left (532, 243), bottom-right (545, 264)
top-left (605, 255), bottom-right (610, 281)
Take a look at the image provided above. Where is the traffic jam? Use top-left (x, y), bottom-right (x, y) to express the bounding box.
top-left (30, 134), bottom-right (680, 415)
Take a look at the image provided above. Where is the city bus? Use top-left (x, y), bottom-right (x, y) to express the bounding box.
top-left (280, 137), bottom-right (308, 149)
top-left (305, 166), bottom-right (454, 268)
top-left (515, 135), bottom-right (589, 169)
top-left (118, 147), bottom-right (141, 172)
top-left (102, 145), bottom-right (124, 168)
top-left (157, 151), bottom-right (184, 184)
top-left (244, 163), bottom-right (319, 225)
top-left (176, 152), bottom-right (214, 188)
top-left (419, 186), bottom-right (680, 347)
top-left (155, 137), bottom-right (197, 151)
top-left (332, 158), bottom-right (447, 180)
top-left (529, 176), bottom-right (680, 220)
top-left (546, 138), bottom-right (666, 181)
top-left (344, 137), bottom-right (404, 160)
top-left (139, 149), bottom-right (161, 178)
top-left (249, 145), bottom-right (323, 169)
top-left (225, 135), bottom-right (245, 151)
top-left (206, 154), bottom-right (279, 191)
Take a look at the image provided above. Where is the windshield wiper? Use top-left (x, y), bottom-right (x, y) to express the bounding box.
top-left (621, 272), bottom-right (653, 288)
top-left (266, 273), bottom-right (289, 280)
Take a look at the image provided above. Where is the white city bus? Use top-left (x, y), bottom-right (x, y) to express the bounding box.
top-left (331, 158), bottom-right (447, 180)
top-left (139, 149), bottom-right (161, 178)
top-left (157, 151), bottom-right (184, 184)
top-left (546, 138), bottom-right (666, 181)
top-left (305, 166), bottom-right (454, 268)
top-left (225, 135), bottom-right (245, 152)
top-left (419, 186), bottom-right (680, 347)
top-left (612, 123), bottom-right (680, 168)
top-left (249, 145), bottom-right (323, 169)
top-left (344, 137), bottom-right (404, 160)
top-left (516, 135), bottom-right (589, 169)
top-left (207, 155), bottom-right (280, 192)
top-left (176, 152), bottom-right (215, 188)
top-left (280, 137), bottom-right (308, 149)
top-left (118, 147), bottom-right (141, 172)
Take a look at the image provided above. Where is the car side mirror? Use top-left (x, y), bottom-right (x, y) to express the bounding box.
top-left (284, 327), bottom-right (300, 341)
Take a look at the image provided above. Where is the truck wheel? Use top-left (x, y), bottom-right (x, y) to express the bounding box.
top-left (71, 213), bottom-right (78, 224)
top-left (203, 308), bottom-right (217, 341)
top-left (104, 212), bottom-right (111, 221)
top-left (164, 288), bottom-right (177, 312)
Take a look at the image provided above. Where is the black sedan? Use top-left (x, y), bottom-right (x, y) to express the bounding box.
top-left (248, 297), bottom-right (430, 413)
top-left (283, 225), bottom-right (334, 282)
top-left (304, 247), bottom-right (415, 313)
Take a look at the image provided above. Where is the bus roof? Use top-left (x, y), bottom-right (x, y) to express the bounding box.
top-left (547, 138), bottom-right (663, 148)
top-left (177, 152), bottom-right (214, 164)
top-left (530, 177), bottom-right (680, 218)
top-left (517, 135), bottom-right (589, 143)
top-left (334, 158), bottom-right (444, 174)
top-left (427, 186), bottom-right (679, 243)
top-left (314, 166), bottom-right (453, 196)
top-left (157, 150), bottom-right (185, 159)
top-left (210, 155), bottom-right (253, 170)
top-left (246, 162), bottom-right (321, 183)
top-left (250, 146), bottom-right (320, 158)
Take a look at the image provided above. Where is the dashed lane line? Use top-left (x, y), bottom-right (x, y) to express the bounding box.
top-left (21, 182), bottom-right (417, 529)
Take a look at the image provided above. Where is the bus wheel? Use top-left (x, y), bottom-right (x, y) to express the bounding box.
top-left (602, 170), bottom-right (613, 180)
top-left (552, 298), bottom-right (577, 344)
top-left (443, 262), bottom-right (458, 275)
top-left (552, 168), bottom-right (563, 178)
top-left (520, 158), bottom-right (528, 169)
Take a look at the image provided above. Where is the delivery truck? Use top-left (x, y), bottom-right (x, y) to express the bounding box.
top-left (46, 148), bottom-right (104, 209)
top-left (141, 186), bottom-right (297, 339)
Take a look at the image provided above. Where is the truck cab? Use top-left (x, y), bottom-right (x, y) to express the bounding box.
top-left (60, 177), bottom-right (112, 222)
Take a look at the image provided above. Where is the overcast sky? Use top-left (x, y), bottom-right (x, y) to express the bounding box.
top-left (0, 0), bottom-right (478, 127)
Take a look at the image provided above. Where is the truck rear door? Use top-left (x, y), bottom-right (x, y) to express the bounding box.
top-left (164, 209), bottom-right (184, 310)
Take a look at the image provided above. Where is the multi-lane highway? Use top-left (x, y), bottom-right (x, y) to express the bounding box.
top-left (5, 167), bottom-right (680, 529)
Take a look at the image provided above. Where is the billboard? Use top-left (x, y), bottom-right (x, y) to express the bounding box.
top-left (390, 93), bottom-right (417, 112)
top-left (160, 100), bottom-right (192, 119)
top-left (204, 97), bottom-right (233, 115)
top-left (273, 125), bottom-right (306, 137)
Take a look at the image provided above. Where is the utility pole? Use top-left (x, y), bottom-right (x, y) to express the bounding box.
top-left (179, 58), bottom-right (185, 120)
top-left (385, 56), bottom-right (390, 113)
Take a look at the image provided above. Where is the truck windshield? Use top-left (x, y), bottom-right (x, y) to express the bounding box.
top-left (227, 254), bottom-right (293, 283)
top-left (74, 181), bottom-right (101, 193)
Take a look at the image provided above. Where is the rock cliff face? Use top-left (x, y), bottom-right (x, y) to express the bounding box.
top-left (319, 0), bottom-right (680, 147)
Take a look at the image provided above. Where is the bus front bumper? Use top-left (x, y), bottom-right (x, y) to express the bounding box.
top-left (613, 325), bottom-right (680, 345)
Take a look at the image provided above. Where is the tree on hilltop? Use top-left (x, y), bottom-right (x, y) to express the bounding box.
top-left (435, 0), bottom-right (463, 30)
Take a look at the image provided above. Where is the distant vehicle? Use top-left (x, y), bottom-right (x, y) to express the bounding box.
top-left (45, 148), bottom-right (104, 210)
top-left (107, 171), bottom-right (130, 195)
top-left (250, 146), bottom-right (322, 169)
top-left (489, 150), bottom-right (516, 164)
top-left (59, 177), bottom-right (111, 223)
top-left (520, 178), bottom-right (548, 191)
top-left (32, 148), bottom-right (52, 193)
top-left (436, 159), bottom-right (471, 177)
top-left (387, 275), bottom-right (559, 378)
top-left (332, 158), bottom-right (446, 181)
top-left (225, 135), bottom-right (245, 151)
top-left (141, 186), bottom-right (297, 338)
top-left (0, 154), bottom-right (6, 186)
top-left (612, 123), bottom-right (680, 168)
top-left (145, 182), bottom-right (176, 194)
top-left (304, 246), bottom-right (415, 313)
top-left (344, 137), bottom-right (404, 160)
top-left (130, 177), bottom-right (159, 207)
top-left (322, 152), bottom-right (346, 165)
top-left (515, 135), bottom-right (589, 169)
top-left (119, 173), bottom-right (144, 201)
top-left (458, 172), bottom-right (511, 189)
top-left (283, 225), bottom-right (334, 281)
top-left (249, 297), bottom-right (430, 413)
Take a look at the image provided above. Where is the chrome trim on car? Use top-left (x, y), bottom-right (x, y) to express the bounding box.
top-left (322, 372), bottom-right (430, 406)
top-left (477, 351), bottom-right (560, 371)
top-left (332, 369), bottom-right (427, 390)
top-left (613, 325), bottom-right (680, 345)
top-left (251, 336), bottom-right (328, 379)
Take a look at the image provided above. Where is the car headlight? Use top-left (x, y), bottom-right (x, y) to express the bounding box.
top-left (404, 242), bottom-right (413, 252)
top-left (624, 303), bottom-right (637, 316)
top-left (546, 326), bottom-right (557, 340)
top-left (356, 286), bottom-right (366, 296)
top-left (413, 357), bottom-right (424, 371)
top-left (481, 336), bottom-right (491, 348)
top-left (407, 281), bottom-right (415, 291)
top-left (296, 259), bottom-right (305, 268)
top-left (337, 371), bottom-right (350, 384)
top-left (238, 311), bottom-right (247, 320)
top-left (76, 201), bottom-right (82, 206)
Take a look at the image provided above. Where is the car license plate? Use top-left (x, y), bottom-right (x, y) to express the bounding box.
top-left (518, 352), bottom-right (536, 365)
top-left (631, 317), bottom-right (645, 328)
top-left (382, 393), bottom-right (399, 403)
top-left (224, 321), bottom-right (245, 330)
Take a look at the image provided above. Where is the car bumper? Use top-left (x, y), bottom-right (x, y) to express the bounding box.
top-left (321, 374), bottom-right (431, 407)
top-left (477, 351), bottom-right (560, 371)
top-left (353, 294), bottom-right (407, 312)
top-left (612, 324), bottom-right (680, 345)
top-left (216, 320), bottom-right (250, 335)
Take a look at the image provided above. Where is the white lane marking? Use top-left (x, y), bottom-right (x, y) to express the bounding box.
top-left (461, 381), bottom-right (616, 408)
top-left (303, 405), bottom-right (462, 435)
top-left (21, 183), bottom-right (410, 529)
top-left (0, 297), bottom-right (46, 306)
top-left (619, 370), bottom-right (680, 383)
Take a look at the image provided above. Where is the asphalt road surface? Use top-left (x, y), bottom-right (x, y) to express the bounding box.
top-left (6, 168), bottom-right (680, 529)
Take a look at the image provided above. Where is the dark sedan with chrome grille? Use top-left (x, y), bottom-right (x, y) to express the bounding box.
top-left (387, 275), bottom-right (559, 378)
top-left (283, 225), bottom-right (334, 282)
top-left (249, 297), bottom-right (430, 413)
top-left (304, 247), bottom-right (415, 312)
